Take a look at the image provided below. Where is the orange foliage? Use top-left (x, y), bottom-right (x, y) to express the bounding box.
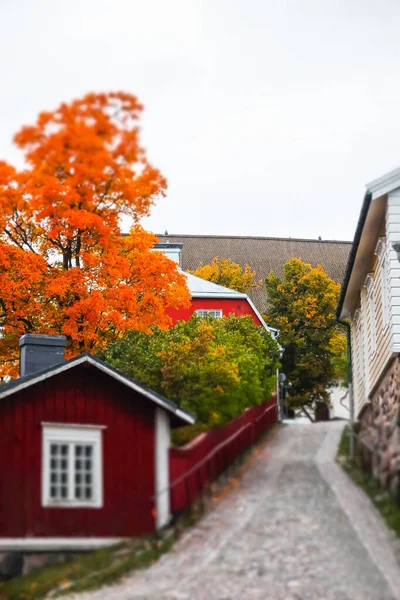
top-left (0, 92), bottom-right (190, 377)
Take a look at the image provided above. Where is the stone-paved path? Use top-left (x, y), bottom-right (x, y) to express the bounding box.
top-left (70, 422), bottom-right (400, 600)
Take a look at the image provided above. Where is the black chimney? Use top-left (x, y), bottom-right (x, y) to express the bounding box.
top-left (19, 334), bottom-right (67, 377)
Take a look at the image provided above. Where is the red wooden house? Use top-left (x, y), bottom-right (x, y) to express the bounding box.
top-left (155, 243), bottom-right (278, 338)
top-left (0, 334), bottom-right (193, 553)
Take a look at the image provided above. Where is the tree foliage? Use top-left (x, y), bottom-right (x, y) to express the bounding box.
top-left (190, 257), bottom-right (261, 293)
top-left (0, 92), bottom-right (190, 377)
top-left (100, 314), bottom-right (280, 429)
top-left (265, 257), bottom-right (346, 412)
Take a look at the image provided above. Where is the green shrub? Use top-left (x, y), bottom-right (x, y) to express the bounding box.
top-left (100, 314), bottom-right (280, 428)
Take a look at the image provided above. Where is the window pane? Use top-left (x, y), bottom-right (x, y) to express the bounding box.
top-left (47, 439), bottom-right (97, 504)
top-left (70, 443), bottom-right (95, 502)
top-left (49, 443), bottom-right (70, 503)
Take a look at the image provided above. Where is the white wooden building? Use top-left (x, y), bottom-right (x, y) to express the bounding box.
top-left (338, 167), bottom-right (400, 493)
top-left (338, 166), bottom-right (400, 421)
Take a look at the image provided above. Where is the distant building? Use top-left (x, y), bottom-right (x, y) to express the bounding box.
top-left (157, 234), bottom-right (351, 312)
top-left (154, 244), bottom-right (278, 338)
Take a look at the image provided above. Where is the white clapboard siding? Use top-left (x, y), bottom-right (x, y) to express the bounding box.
top-left (366, 252), bottom-right (392, 392)
top-left (360, 287), bottom-right (371, 398)
top-left (351, 235), bottom-right (392, 415)
top-left (387, 190), bottom-right (400, 353)
top-left (350, 185), bottom-right (400, 419)
top-left (351, 312), bottom-right (366, 416)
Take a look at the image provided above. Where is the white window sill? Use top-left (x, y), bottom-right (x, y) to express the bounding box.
top-left (43, 500), bottom-right (102, 509)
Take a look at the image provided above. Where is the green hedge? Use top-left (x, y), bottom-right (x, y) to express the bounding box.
top-left (99, 315), bottom-right (280, 428)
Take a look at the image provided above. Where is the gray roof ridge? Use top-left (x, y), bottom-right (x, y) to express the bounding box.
top-left (156, 233), bottom-right (352, 244)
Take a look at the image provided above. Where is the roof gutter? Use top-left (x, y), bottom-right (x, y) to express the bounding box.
top-left (335, 190), bottom-right (372, 459)
top-left (336, 190), bottom-right (372, 319)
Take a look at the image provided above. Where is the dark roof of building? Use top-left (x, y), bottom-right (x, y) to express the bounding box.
top-left (157, 234), bottom-right (352, 312)
top-left (0, 353), bottom-right (195, 426)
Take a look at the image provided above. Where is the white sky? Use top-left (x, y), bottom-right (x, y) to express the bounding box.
top-left (1, 0), bottom-right (399, 241)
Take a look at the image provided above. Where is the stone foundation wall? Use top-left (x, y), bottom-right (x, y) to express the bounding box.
top-left (359, 356), bottom-right (400, 494)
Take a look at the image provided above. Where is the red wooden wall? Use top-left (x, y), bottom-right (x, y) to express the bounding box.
top-left (0, 364), bottom-right (156, 538)
top-left (166, 297), bottom-right (263, 326)
top-left (169, 397), bottom-right (277, 513)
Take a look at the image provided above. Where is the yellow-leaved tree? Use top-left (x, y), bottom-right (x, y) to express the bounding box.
top-left (190, 257), bottom-right (261, 294)
top-left (265, 257), bottom-right (346, 418)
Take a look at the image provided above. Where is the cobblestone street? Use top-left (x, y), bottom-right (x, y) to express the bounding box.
top-left (70, 422), bottom-right (400, 600)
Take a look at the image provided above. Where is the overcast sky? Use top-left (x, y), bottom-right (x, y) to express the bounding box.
top-left (1, 0), bottom-right (399, 241)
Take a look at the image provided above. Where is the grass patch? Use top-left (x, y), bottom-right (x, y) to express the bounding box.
top-left (0, 533), bottom-right (176, 600)
top-left (337, 425), bottom-right (400, 539)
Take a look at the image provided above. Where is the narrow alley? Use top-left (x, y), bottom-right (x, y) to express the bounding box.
top-left (70, 423), bottom-right (400, 600)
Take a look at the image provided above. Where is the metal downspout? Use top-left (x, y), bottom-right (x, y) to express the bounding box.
top-left (336, 317), bottom-right (355, 460)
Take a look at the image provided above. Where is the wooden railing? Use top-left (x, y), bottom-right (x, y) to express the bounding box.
top-left (168, 397), bottom-right (277, 513)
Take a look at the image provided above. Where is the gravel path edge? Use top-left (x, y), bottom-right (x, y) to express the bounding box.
top-left (316, 422), bottom-right (400, 600)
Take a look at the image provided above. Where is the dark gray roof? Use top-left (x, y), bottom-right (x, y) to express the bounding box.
top-left (0, 353), bottom-right (194, 426)
top-left (157, 234), bottom-right (352, 312)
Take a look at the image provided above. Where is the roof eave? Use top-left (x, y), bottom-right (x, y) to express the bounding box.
top-left (336, 190), bottom-right (372, 320)
top-left (191, 293), bottom-right (247, 299)
top-left (367, 166), bottom-right (400, 200)
top-left (0, 355), bottom-right (195, 426)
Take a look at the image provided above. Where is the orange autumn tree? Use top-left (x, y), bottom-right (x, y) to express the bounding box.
top-left (0, 92), bottom-right (190, 377)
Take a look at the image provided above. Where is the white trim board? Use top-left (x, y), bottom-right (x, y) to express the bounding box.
top-left (41, 422), bottom-right (107, 430)
top-left (155, 407), bottom-right (171, 530)
top-left (245, 296), bottom-right (279, 338)
top-left (0, 538), bottom-right (126, 552)
top-left (367, 166), bottom-right (400, 200)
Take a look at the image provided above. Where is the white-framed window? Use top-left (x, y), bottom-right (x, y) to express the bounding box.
top-left (42, 424), bottom-right (104, 508)
top-left (375, 237), bottom-right (389, 329)
top-left (364, 274), bottom-right (376, 356)
top-left (196, 309), bottom-right (223, 319)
